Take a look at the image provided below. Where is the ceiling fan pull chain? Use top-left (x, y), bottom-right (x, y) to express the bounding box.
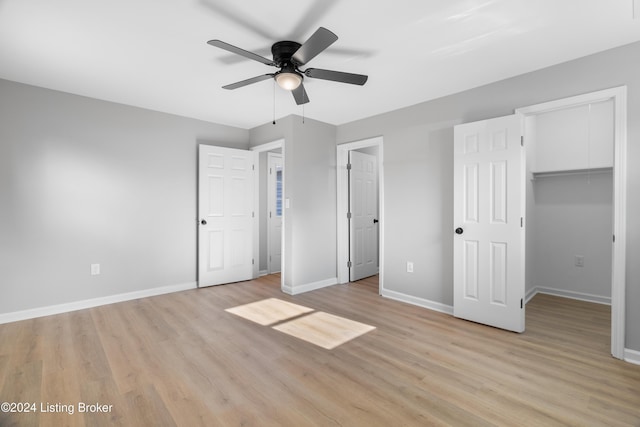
top-left (273, 79), bottom-right (276, 125)
top-left (303, 103), bottom-right (305, 124)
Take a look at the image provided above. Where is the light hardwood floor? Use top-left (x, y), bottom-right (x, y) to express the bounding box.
top-left (1, 274), bottom-right (639, 426)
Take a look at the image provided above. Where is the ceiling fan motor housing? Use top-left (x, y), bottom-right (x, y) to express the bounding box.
top-left (271, 41), bottom-right (302, 67)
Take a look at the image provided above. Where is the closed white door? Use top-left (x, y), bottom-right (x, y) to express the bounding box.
top-left (349, 150), bottom-right (378, 281)
top-left (267, 153), bottom-right (283, 274)
top-left (453, 114), bottom-right (525, 332)
top-left (198, 145), bottom-right (255, 287)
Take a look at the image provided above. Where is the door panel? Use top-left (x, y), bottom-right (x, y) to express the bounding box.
top-left (349, 150), bottom-right (378, 281)
top-left (453, 114), bottom-right (525, 333)
top-left (198, 145), bottom-right (255, 287)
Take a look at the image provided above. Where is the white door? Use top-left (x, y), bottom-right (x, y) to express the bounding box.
top-left (198, 145), bottom-right (255, 287)
top-left (453, 114), bottom-right (525, 332)
top-left (349, 150), bottom-right (379, 281)
top-left (267, 153), bottom-right (283, 274)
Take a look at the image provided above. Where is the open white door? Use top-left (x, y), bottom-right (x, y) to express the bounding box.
top-left (453, 114), bottom-right (525, 332)
top-left (267, 153), bottom-right (283, 274)
top-left (198, 145), bottom-right (255, 287)
top-left (349, 150), bottom-right (379, 281)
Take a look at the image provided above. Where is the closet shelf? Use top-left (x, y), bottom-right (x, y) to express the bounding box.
top-left (531, 167), bottom-right (613, 180)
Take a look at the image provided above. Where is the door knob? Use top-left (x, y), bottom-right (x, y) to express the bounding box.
top-left (373, 218), bottom-right (379, 224)
top-left (201, 219), bottom-right (207, 225)
top-left (455, 227), bottom-right (463, 235)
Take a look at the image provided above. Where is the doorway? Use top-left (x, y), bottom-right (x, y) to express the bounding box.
top-left (251, 139), bottom-right (286, 288)
top-left (451, 86), bottom-right (626, 358)
top-left (337, 137), bottom-right (384, 292)
top-left (267, 152), bottom-right (283, 274)
top-left (517, 86), bottom-right (627, 360)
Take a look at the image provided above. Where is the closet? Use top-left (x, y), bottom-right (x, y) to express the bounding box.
top-left (524, 99), bottom-right (614, 303)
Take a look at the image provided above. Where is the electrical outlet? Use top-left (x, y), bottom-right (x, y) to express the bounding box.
top-left (407, 261), bottom-right (414, 273)
top-left (575, 256), bottom-right (584, 268)
top-left (91, 264), bottom-right (101, 275)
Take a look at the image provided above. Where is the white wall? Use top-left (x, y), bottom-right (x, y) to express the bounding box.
top-left (0, 79), bottom-right (249, 316)
top-left (337, 41), bottom-right (640, 352)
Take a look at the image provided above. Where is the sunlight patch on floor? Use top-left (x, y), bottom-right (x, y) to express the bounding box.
top-left (273, 311), bottom-right (376, 350)
top-left (226, 298), bottom-right (376, 349)
top-left (225, 298), bottom-right (313, 326)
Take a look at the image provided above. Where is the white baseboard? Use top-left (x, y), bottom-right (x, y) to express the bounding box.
top-left (380, 288), bottom-right (454, 315)
top-left (0, 281), bottom-right (197, 325)
top-left (624, 348), bottom-right (640, 365)
top-left (525, 287), bottom-right (538, 304)
top-left (281, 277), bottom-right (338, 295)
top-left (525, 286), bottom-right (611, 305)
top-left (258, 270), bottom-right (269, 277)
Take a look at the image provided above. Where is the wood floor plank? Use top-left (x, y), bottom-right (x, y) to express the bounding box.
top-left (0, 275), bottom-right (639, 426)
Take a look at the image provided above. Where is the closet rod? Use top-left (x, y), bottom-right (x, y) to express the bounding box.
top-left (531, 167), bottom-right (613, 180)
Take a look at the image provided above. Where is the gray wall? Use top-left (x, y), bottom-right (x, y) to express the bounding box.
top-left (0, 79), bottom-right (249, 314)
top-left (250, 116), bottom-right (338, 292)
top-left (531, 172), bottom-right (613, 298)
top-left (337, 41), bottom-right (640, 351)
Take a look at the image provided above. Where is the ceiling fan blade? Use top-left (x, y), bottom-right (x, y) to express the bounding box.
top-left (291, 83), bottom-right (310, 105)
top-left (304, 68), bottom-right (368, 85)
top-left (222, 74), bottom-right (274, 90)
top-left (207, 40), bottom-right (275, 66)
top-left (292, 27), bottom-right (338, 65)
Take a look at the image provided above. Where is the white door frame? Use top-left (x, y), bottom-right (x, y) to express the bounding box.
top-left (251, 139), bottom-right (286, 287)
top-left (516, 86), bottom-right (627, 360)
top-left (337, 136), bottom-right (384, 291)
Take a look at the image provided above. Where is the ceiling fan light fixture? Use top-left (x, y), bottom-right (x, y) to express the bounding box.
top-left (275, 71), bottom-right (302, 91)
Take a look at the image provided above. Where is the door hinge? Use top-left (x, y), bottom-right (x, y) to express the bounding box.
top-left (269, 167), bottom-right (272, 175)
top-left (346, 163), bottom-right (352, 170)
top-left (252, 164), bottom-right (255, 171)
top-left (520, 217), bottom-right (523, 227)
top-left (347, 261), bottom-right (352, 268)
top-left (269, 211), bottom-right (272, 218)
top-left (521, 136), bottom-right (524, 147)
top-left (347, 212), bottom-right (352, 219)
top-left (613, 234), bottom-right (616, 243)
top-left (252, 259), bottom-right (255, 265)
top-left (521, 298), bottom-right (523, 309)
top-left (252, 211), bottom-right (255, 218)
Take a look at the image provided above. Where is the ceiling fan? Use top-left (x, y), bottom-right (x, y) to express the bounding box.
top-left (207, 27), bottom-right (368, 105)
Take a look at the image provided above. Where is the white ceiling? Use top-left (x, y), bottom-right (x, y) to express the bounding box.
top-left (1, 0), bottom-right (639, 129)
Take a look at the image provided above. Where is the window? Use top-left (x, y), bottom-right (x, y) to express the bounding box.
top-left (275, 169), bottom-right (283, 217)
